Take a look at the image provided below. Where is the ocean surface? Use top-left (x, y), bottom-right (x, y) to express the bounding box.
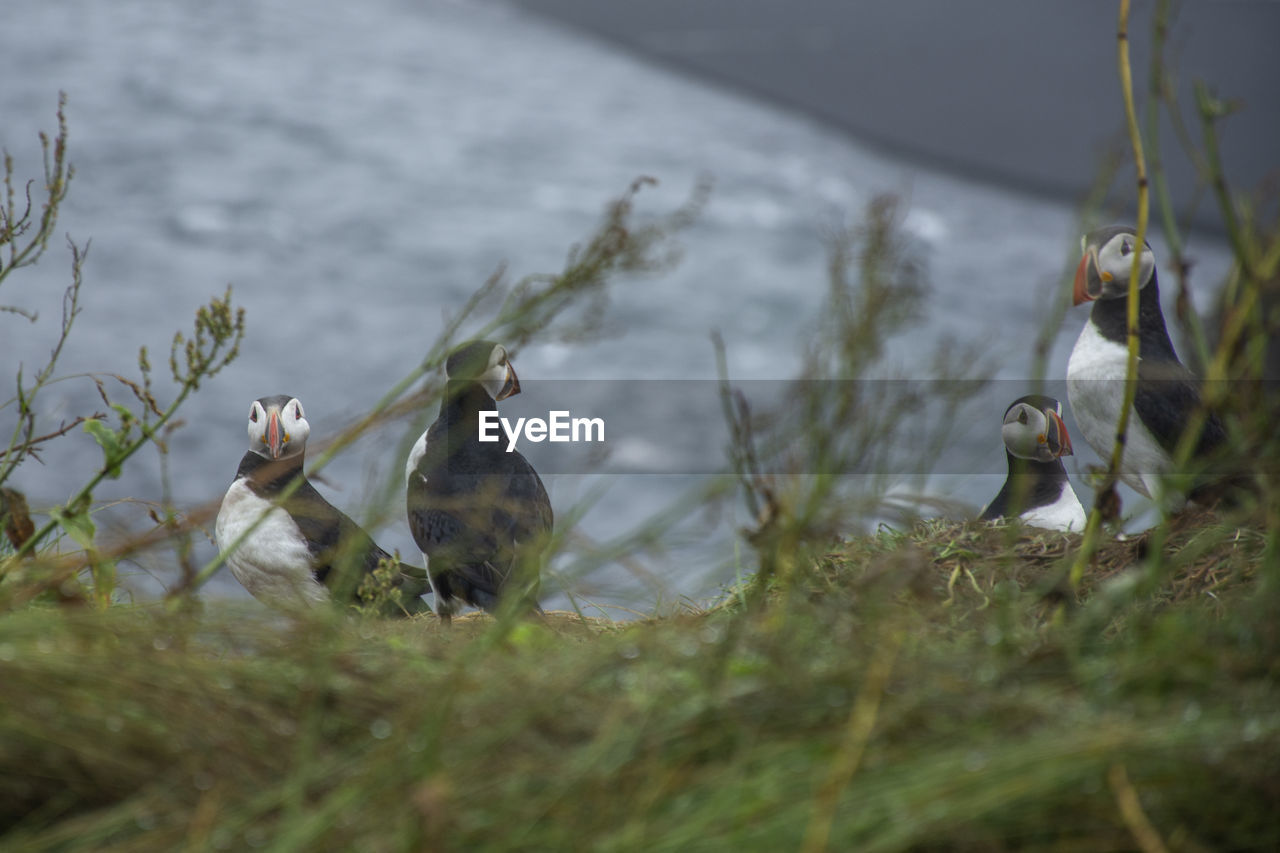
top-left (508, 0), bottom-right (1280, 235)
top-left (0, 0), bottom-right (1235, 611)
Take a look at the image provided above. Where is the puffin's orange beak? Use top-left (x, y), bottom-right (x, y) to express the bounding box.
top-left (1072, 253), bottom-right (1093, 306)
top-left (1045, 409), bottom-right (1073, 457)
top-left (496, 363), bottom-right (521, 401)
top-left (1073, 247), bottom-right (1112, 306)
top-left (266, 409), bottom-right (284, 459)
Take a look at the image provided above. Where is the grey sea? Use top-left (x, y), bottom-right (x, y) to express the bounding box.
top-left (0, 0), bottom-right (1239, 611)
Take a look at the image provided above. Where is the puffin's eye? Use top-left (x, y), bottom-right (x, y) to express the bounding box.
top-left (1017, 409), bottom-right (1028, 425)
top-left (249, 406), bottom-right (258, 423)
top-left (294, 404), bottom-right (302, 419)
top-left (1120, 240), bottom-right (1131, 256)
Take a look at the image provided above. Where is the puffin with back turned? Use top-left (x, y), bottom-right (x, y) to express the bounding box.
top-left (216, 395), bottom-right (430, 614)
top-left (1066, 225), bottom-right (1231, 507)
top-left (405, 341), bottom-right (552, 622)
top-left (980, 394), bottom-right (1085, 531)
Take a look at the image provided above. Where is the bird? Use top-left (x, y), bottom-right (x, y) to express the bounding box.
top-left (215, 394), bottom-right (430, 615)
top-left (980, 395), bottom-right (1085, 531)
top-left (405, 341), bottom-right (552, 622)
top-left (1066, 225), bottom-right (1232, 507)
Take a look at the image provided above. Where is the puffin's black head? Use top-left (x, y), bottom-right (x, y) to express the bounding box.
top-left (247, 395), bottom-right (310, 460)
top-left (1001, 395), bottom-right (1073, 462)
top-left (445, 340), bottom-right (520, 401)
top-left (1073, 225), bottom-right (1156, 306)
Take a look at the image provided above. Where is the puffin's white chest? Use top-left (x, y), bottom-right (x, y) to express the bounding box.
top-left (215, 478), bottom-right (328, 608)
top-left (1018, 484), bottom-right (1086, 532)
top-left (1067, 321), bottom-right (1174, 500)
top-left (405, 430), bottom-right (430, 486)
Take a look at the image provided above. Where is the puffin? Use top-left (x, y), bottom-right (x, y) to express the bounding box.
top-left (980, 395), bottom-right (1085, 531)
top-left (1066, 225), bottom-right (1230, 506)
top-left (215, 395), bottom-right (430, 614)
top-left (405, 341), bottom-right (552, 622)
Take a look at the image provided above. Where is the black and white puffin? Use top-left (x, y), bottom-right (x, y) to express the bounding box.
top-left (980, 395), bottom-right (1085, 531)
top-left (1066, 225), bottom-right (1229, 505)
top-left (405, 341), bottom-right (552, 622)
top-left (215, 395), bottom-right (430, 614)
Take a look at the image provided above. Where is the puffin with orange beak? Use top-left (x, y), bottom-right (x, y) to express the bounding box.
top-left (215, 395), bottom-right (430, 614)
top-left (1066, 225), bottom-right (1229, 506)
top-left (405, 341), bottom-right (552, 622)
top-left (980, 395), bottom-right (1085, 530)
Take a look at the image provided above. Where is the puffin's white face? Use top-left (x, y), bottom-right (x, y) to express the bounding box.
top-left (1002, 399), bottom-right (1072, 463)
top-left (248, 396), bottom-right (310, 459)
top-left (1073, 228), bottom-right (1155, 305)
top-left (479, 345), bottom-right (520, 402)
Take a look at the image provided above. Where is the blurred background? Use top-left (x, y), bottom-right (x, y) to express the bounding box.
top-left (1, 0), bottom-right (1274, 610)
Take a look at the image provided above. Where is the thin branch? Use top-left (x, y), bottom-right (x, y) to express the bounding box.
top-left (1145, 0), bottom-right (1211, 370)
top-left (0, 304), bottom-right (38, 321)
top-left (0, 414), bottom-right (105, 461)
top-left (8, 291), bottom-right (245, 563)
top-left (1195, 82), bottom-right (1256, 280)
top-left (0, 93), bottom-right (72, 287)
top-left (1070, 0), bottom-right (1151, 589)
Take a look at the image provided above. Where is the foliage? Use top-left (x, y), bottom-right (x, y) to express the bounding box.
top-left (0, 97), bottom-right (247, 609)
top-left (715, 193), bottom-right (986, 610)
top-left (0, 515), bottom-right (1275, 851)
top-left (1, 93), bottom-right (83, 490)
top-left (1, 2), bottom-right (1278, 849)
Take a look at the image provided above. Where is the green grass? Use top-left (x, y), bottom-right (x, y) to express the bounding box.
top-left (1, 511), bottom-right (1276, 851)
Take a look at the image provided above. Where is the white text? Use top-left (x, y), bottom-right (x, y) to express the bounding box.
top-left (478, 410), bottom-right (605, 452)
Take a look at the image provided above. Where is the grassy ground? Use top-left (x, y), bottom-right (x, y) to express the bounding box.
top-left (1, 509), bottom-right (1276, 851)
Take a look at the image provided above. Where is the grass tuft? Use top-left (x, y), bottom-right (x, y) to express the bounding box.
top-left (1, 512), bottom-right (1275, 850)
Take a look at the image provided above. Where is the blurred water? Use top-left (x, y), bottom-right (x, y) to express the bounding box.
top-left (0, 0), bottom-right (1234, 609)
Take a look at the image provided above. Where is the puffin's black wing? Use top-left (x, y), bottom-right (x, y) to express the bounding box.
top-left (283, 480), bottom-right (430, 609)
top-left (281, 480), bottom-right (383, 581)
top-left (1133, 359), bottom-right (1226, 459)
top-left (495, 452), bottom-right (553, 548)
top-left (408, 447), bottom-right (552, 609)
top-left (408, 488), bottom-right (504, 605)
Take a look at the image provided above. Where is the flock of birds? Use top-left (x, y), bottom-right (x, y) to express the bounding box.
top-left (215, 226), bottom-right (1237, 618)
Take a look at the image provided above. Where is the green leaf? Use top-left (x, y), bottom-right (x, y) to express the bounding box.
top-left (51, 506), bottom-right (96, 549)
top-left (83, 419), bottom-right (125, 479)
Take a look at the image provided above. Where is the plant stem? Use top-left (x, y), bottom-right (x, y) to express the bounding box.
top-left (1070, 0), bottom-right (1151, 589)
top-left (12, 382), bottom-right (197, 561)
